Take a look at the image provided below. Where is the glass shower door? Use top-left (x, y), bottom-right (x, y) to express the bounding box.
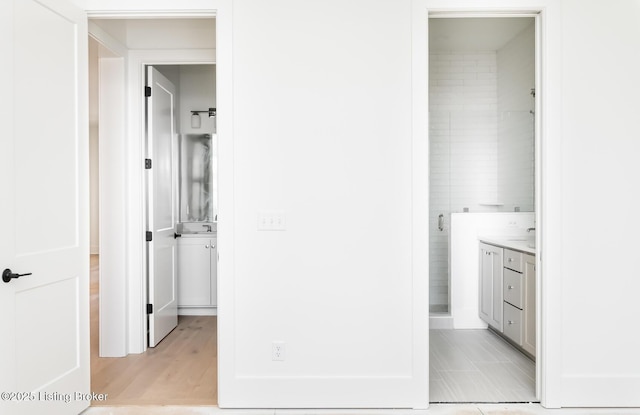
top-left (429, 111), bottom-right (451, 314)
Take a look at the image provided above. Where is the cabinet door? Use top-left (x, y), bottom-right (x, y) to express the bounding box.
top-left (504, 302), bottom-right (523, 345)
top-left (523, 254), bottom-right (536, 357)
top-left (489, 246), bottom-right (503, 331)
top-left (178, 237), bottom-right (212, 306)
top-left (479, 243), bottom-right (503, 331)
top-left (504, 268), bottom-right (524, 309)
top-left (479, 244), bottom-right (493, 324)
top-left (210, 237), bottom-right (218, 307)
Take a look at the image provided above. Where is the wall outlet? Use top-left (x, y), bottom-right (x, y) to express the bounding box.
top-left (272, 341), bottom-right (286, 361)
top-left (258, 211), bottom-right (286, 231)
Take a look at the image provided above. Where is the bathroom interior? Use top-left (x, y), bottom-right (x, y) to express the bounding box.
top-left (428, 16), bottom-right (538, 402)
top-left (152, 63), bottom-right (219, 318)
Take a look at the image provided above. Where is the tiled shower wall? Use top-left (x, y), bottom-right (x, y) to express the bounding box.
top-left (429, 51), bottom-right (499, 312)
top-left (428, 22), bottom-right (536, 312)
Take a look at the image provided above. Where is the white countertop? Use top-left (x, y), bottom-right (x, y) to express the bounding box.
top-left (179, 231), bottom-right (217, 238)
top-left (479, 236), bottom-right (536, 255)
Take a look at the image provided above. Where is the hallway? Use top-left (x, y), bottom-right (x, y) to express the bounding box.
top-left (90, 255), bottom-right (218, 406)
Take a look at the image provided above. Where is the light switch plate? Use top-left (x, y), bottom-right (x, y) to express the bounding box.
top-left (258, 211), bottom-right (286, 231)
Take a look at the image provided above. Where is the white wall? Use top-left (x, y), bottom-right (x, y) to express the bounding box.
top-left (497, 22), bottom-right (535, 212)
top-left (78, 0), bottom-right (640, 408)
top-left (225, 0), bottom-right (426, 407)
top-left (559, 0), bottom-right (640, 406)
top-left (179, 65), bottom-right (216, 135)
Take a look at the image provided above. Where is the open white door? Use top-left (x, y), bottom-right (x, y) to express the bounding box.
top-left (146, 66), bottom-right (179, 347)
top-left (0, 0), bottom-right (90, 414)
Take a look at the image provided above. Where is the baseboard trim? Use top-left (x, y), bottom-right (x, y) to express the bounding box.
top-left (429, 314), bottom-right (454, 329)
top-left (562, 375), bottom-right (640, 407)
top-left (178, 307), bottom-right (217, 316)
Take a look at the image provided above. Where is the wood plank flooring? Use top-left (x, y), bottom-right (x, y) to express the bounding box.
top-left (90, 255), bottom-right (218, 406)
top-left (430, 329), bottom-right (537, 403)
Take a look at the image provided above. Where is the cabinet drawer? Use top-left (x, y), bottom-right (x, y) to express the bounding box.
top-left (503, 302), bottom-right (523, 345)
top-left (503, 249), bottom-right (523, 272)
top-left (504, 268), bottom-right (524, 309)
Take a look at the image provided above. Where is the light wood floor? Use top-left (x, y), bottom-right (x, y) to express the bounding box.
top-left (430, 329), bottom-right (537, 403)
top-left (90, 255), bottom-right (218, 406)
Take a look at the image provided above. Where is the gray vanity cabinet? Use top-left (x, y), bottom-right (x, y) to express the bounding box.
top-left (479, 242), bottom-right (504, 332)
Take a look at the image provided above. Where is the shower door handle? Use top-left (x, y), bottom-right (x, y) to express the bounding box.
top-left (438, 214), bottom-right (444, 231)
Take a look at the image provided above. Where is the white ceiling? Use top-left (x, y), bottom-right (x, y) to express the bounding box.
top-left (90, 18), bottom-right (216, 49)
top-left (429, 17), bottom-right (534, 51)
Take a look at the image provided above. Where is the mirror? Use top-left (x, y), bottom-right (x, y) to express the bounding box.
top-left (179, 133), bottom-right (217, 222)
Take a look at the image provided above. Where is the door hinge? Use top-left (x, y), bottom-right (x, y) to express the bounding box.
top-left (146, 231), bottom-right (152, 242)
top-left (145, 159), bottom-right (152, 169)
top-left (147, 304), bottom-right (153, 314)
top-left (145, 86), bottom-right (151, 97)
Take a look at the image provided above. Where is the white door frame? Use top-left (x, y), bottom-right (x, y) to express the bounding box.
top-left (90, 23), bottom-right (129, 357)
top-left (416, 0), bottom-right (563, 408)
top-left (86, 1), bottom-right (232, 356)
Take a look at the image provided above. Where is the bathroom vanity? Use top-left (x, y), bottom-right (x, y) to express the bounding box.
top-left (479, 237), bottom-right (536, 359)
top-left (177, 231), bottom-right (217, 315)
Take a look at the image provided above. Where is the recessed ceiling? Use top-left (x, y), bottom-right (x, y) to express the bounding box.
top-left (429, 17), bottom-right (534, 51)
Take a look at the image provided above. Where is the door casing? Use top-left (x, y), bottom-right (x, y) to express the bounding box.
top-left (418, 0), bottom-right (563, 408)
top-left (86, 4), bottom-right (230, 357)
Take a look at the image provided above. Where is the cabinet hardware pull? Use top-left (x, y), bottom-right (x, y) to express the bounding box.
top-left (508, 320), bottom-right (514, 325)
top-left (508, 258), bottom-right (513, 262)
top-left (211, 245), bottom-right (216, 249)
top-left (205, 245), bottom-right (210, 248)
top-left (508, 285), bottom-right (514, 289)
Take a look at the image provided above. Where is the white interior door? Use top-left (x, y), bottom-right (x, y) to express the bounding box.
top-left (0, 0), bottom-right (90, 414)
top-left (147, 66), bottom-right (179, 347)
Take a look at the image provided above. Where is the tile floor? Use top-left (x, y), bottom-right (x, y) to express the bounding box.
top-left (430, 329), bottom-right (536, 403)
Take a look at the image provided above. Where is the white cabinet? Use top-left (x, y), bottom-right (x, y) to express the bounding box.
top-left (479, 240), bottom-right (536, 359)
top-left (502, 248), bottom-right (536, 359)
top-left (522, 254), bottom-right (536, 357)
top-left (177, 235), bottom-right (217, 314)
top-left (479, 242), bottom-right (503, 331)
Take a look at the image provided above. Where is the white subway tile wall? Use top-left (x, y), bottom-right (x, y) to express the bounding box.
top-left (429, 50), bottom-right (499, 311)
top-left (428, 22), bottom-right (535, 312)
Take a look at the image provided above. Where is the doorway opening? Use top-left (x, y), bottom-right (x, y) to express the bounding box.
top-left (428, 14), bottom-right (541, 403)
top-left (88, 17), bottom-right (219, 405)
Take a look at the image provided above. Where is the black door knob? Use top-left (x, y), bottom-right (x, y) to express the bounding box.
top-left (2, 269), bottom-right (32, 283)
